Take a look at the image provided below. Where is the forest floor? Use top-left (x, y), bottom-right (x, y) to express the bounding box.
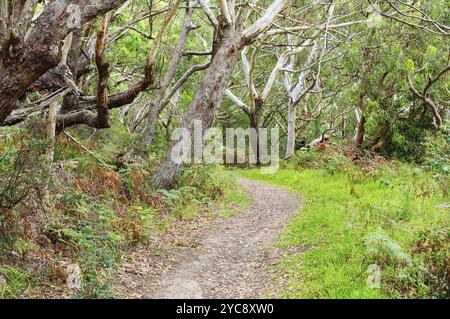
top-left (116, 178), bottom-right (302, 299)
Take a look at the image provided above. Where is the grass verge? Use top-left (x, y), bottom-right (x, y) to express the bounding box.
top-left (240, 163), bottom-right (448, 298)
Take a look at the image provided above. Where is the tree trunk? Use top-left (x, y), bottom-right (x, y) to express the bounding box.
top-left (354, 94), bottom-right (366, 150)
top-left (150, 0), bottom-right (287, 188)
top-left (150, 28), bottom-right (241, 189)
top-left (62, 29), bottom-right (82, 113)
top-left (0, 0), bottom-right (127, 124)
top-left (142, 0), bottom-right (195, 146)
top-left (369, 124), bottom-right (390, 153)
top-left (94, 13), bottom-right (111, 129)
top-left (249, 97), bottom-right (262, 165)
top-left (143, 102), bottom-right (161, 146)
top-left (285, 101), bottom-right (296, 158)
top-left (283, 42), bottom-right (319, 159)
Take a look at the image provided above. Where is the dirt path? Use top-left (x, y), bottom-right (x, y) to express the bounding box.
top-left (118, 178), bottom-right (301, 299)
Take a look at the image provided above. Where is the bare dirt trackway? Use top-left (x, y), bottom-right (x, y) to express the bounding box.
top-left (118, 178), bottom-right (301, 299)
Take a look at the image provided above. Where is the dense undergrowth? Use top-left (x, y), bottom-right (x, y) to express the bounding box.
top-left (0, 120), bottom-right (247, 298)
top-left (1, 117), bottom-right (448, 299)
top-left (241, 143), bottom-right (449, 299)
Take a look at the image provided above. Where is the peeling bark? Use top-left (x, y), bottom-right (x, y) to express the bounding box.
top-left (151, 26), bottom-right (242, 189)
top-left (151, 0), bottom-right (287, 189)
top-left (95, 13), bottom-right (111, 129)
top-left (354, 94), bottom-right (366, 150)
top-left (0, 0), bottom-right (128, 123)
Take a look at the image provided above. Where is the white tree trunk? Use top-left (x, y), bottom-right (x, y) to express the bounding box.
top-left (284, 43), bottom-right (320, 158)
top-left (150, 0), bottom-right (288, 189)
top-left (285, 101), bottom-right (297, 158)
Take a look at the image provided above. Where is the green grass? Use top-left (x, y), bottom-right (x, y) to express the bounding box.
top-left (0, 266), bottom-right (34, 299)
top-left (240, 165), bottom-right (448, 299)
top-left (219, 190), bottom-right (251, 218)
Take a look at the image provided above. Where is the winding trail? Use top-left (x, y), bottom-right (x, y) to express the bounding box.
top-left (118, 178), bottom-right (301, 299)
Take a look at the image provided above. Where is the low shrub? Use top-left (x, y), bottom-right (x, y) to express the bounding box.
top-left (398, 227), bottom-right (449, 298)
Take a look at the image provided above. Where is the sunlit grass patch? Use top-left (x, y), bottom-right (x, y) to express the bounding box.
top-left (241, 163), bottom-right (448, 299)
top-left (0, 266), bottom-right (34, 299)
top-left (219, 191), bottom-right (251, 218)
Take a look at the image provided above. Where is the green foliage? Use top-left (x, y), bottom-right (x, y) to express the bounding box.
top-left (365, 229), bottom-right (412, 266)
top-left (290, 146), bottom-right (352, 176)
top-left (291, 151), bottom-right (322, 169)
top-left (423, 128), bottom-right (449, 173)
top-left (1, 0), bottom-right (449, 300)
top-left (41, 153), bottom-right (163, 298)
top-left (177, 165), bottom-right (235, 201)
top-left (1, 116), bottom-right (246, 298)
top-left (387, 120), bottom-right (431, 163)
top-left (160, 165), bottom-right (241, 220)
top-left (159, 188), bottom-right (184, 206)
top-left (14, 238), bottom-right (39, 258)
top-left (45, 202), bottom-right (122, 297)
top-left (0, 128), bottom-right (49, 212)
top-left (0, 266), bottom-right (34, 299)
top-left (241, 158), bottom-right (448, 298)
top-left (404, 59), bottom-right (415, 74)
top-left (398, 227), bottom-right (449, 298)
top-left (219, 191), bottom-right (251, 218)
top-left (424, 45), bottom-right (438, 64)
